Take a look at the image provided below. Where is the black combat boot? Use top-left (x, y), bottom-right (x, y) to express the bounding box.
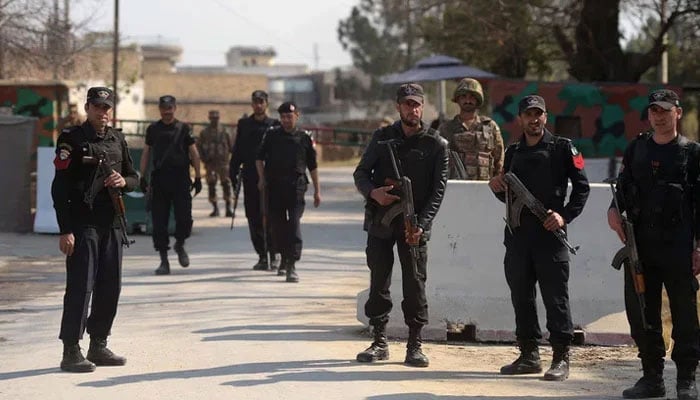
top-left (286, 261), bottom-right (299, 283)
top-left (174, 241), bottom-right (189, 267)
top-left (500, 340), bottom-right (542, 375)
top-left (224, 201), bottom-right (233, 217)
top-left (357, 323), bottom-right (389, 363)
top-left (543, 344), bottom-right (570, 381)
top-left (269, 253), bottom-right (279, 270)
top-left (277, 259), bottom-right (288, 276)
top-left (155, 250), bottom-right (170, 275)
top-left (676, 364), bottom-right (698, 400)
top-left (253, 255), bottom-right (269, 270)
top-left (209, 202), bottom-right (219, 217)
top-left (622, 359), bottom-right (665, 399)
top-left (60, 343), bottom-right (96, 373)
top-left (404, 325), bottom-right (429, 367)
top-left (86, 337), bottom-right (126, 366)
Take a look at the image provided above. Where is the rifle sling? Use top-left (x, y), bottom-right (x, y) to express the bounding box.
top-left (380, 203), bottom-right (403, 227)
top-left (153, 122), bottom-right (185, 173)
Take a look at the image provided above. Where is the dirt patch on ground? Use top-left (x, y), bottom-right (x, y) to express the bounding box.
top-left (0, 258), bottom-right (64, 305)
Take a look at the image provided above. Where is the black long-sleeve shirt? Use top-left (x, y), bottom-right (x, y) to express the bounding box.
top-left (51, 123), bottom-right (138, 234)
top-left (612, 133), bottom-right (700, 237)
top-left (353, 121), bottom-right (449, 238)
top-left (256, 126), bottom-right (317, 184)
top-left (231, 115), bottom-right (279, 178)
top-left (496, 130), bottom-right (589, 224)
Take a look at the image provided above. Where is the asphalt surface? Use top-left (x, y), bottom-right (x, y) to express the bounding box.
top-left (0, 167), bottom-right (650, 400)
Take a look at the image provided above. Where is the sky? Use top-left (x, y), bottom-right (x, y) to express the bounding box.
top-left (71, 0), bottom-right (357, 70)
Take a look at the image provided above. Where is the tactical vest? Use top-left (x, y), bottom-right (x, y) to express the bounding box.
top-left (200, 126), bottom-right (230, 163)
top-left (505, 136), bottom-right (571, 227)
top-left (623, 133), bottom-right (697, 239)
top-left (448, 116), bottom-right (496, 180)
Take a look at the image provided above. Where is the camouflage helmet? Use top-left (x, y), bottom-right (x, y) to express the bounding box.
top-left (452, 78), bottom-right (484, 106)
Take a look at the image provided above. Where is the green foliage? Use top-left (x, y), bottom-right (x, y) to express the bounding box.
top-left (337, 0), bottom-right (416, 79)
top-left (420, 0), bottom-right (557, 79)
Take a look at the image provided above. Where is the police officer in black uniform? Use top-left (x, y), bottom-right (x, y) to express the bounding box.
top-left (255, 101), bottom-right (320, 283)
top-left (52, 87), bottom-right (137, 372)
top-left (139, 95), bottom-right (202, 275)
top-left (608, 89), bottom-right (700, 400)
top-left (489, 95), bottom-right (589, 381)
top-left (353, 83), bottom-right (449, 368)
top-left (230, 90), bottom-right (280, 271)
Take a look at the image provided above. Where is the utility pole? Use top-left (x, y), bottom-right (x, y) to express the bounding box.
top-left (658, 0), bottom-right (668, 84)
top-left (313, 43), bottom-right (319, 71)
top-left (112, 0), bottom-right (119, 120)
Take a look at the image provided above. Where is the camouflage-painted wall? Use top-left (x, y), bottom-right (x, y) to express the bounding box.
top-left (488, 80), bottom-right (682, 157)
top-left (0, 83), bottom-right (70, 148)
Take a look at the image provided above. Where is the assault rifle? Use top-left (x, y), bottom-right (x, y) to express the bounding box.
top-left (230, 168), bottom-right (242, 230)
top-left (503, 172), bottom-right (579, 255)
top-left (83, 152), bottom-right (134, 247)
top-left (604, 177), bottom-right (648, 330)
top-left (260, 183), bottom-right (271, 268)
top-left (378, 139), bottom-right (420, 275)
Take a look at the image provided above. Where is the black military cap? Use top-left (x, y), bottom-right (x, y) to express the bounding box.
top-left (278, 101), bottom-right (298, 113)
top-left (252, 90), bottom-right (268, 102)
top-left (87, 87), bottom-right (114, 108)
top-left (159, 95), bottom-right (177, 107)
top-left (396, 83), bottom-right (424, 104)
top-left (648, 89), bottom-right (680, 110)
top-left (518, 95), bottom-right (546, 114)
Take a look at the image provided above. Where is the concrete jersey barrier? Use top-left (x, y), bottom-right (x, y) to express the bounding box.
top-left (357, 180), bottom-right (632, 345)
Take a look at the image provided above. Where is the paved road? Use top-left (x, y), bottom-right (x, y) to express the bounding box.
top-left (0, 167), bottom-right (645, 399)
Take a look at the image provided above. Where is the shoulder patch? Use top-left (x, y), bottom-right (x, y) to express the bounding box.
top-left (54, 142), bottom-right (73, 170)
top-left (571, 144), bottom-right (584, 170)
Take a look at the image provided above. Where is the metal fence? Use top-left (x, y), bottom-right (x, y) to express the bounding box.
top-left (115, 119), bottom-right (374, 149)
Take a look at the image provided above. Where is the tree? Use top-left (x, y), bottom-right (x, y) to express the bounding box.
top-left (420, 0), bottom-right (557, 79)
top-left (337, 0), bottom-right (429, 98)
top-left (0, 0), bottom-right (100, 79)
top-left (551, 0), bottom-right (700, 82)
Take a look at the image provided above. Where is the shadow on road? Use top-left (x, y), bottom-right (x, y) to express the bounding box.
top-left (197, 323), bottom-right (363, 342)
top-left (365, 394), bottom-right (619, 400)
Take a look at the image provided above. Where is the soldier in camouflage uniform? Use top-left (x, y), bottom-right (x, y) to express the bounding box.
top-left (57, 103), bottom-right (83, 132)
top-left (438, 78), bottom-right (504, 180)
top-left (198, 110), bottom-right (233, 217)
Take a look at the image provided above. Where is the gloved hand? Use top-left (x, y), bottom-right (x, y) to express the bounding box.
top-left (192, 177), bottom-right (202, 196)
top-left (139, 176), bottom-right (148, 193)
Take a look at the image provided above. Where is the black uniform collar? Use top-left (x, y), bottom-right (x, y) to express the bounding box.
top-left (83, 121), bottom-right (114, 141)
top-left (281, 127), bottom-right (302, 136)
top-left (249, 115), bottom-right (275, 125)
top-left (393, 120), bottom-right (429, 140)
top-left (158, 118), bottom-right (180, 128)
top-left (516, 129), bottom-right (554, 149)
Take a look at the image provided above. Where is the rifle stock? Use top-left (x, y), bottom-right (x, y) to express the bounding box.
top-left (604, 178), bottom-right (648, 330)
top-left (503, 172), bottom-right (579, 254)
